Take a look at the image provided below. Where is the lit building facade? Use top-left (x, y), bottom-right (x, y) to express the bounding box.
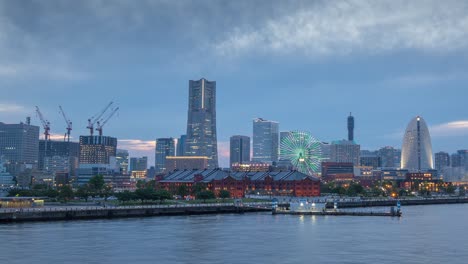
top-left (130, 156), bottom-right (148, 172)
top-left (184, 78), bottom-right (218, 168)
top-left (155, 138), bottom-right (176, 173)
top-left (164, 156), bottom-right (209, 172)
top-left (39, 140), bottom-right (79, 176)
top-left (116, 149), bottom-right (129, 174)
top-left (230, 135), bottom-right (250, 168)
top-left (401, 116), bottom-right (434, 171)
top-left (79, 136), bottom-right (117, 164)
top-left (253, 118), bottom-right (279, 163)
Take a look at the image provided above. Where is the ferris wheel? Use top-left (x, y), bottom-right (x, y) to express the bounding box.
top-left (280, 131), bottom-right (322, 175)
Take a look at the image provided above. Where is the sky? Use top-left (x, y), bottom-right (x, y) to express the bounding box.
top-left (0, 0), bottom-right (467, 168)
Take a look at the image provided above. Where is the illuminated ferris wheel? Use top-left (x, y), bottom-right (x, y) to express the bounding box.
top-left (280, 131), bottom-right (322, 175)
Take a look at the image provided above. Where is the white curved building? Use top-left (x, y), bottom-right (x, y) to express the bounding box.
top-left (401, 116), bottom-right (434, 171)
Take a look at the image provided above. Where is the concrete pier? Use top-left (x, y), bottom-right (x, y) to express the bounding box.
top-left (0, 203), bottom-right (271, 223)
top-left (273, 209), bottom-right (402, 217)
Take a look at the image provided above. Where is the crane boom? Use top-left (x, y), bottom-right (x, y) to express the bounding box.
top-left (86, 101), bottom-right (113, 136)
top-left (35, 106), bottom-right (50, 141)
top-left (59, 105), bottom-right (72, 142)
top-left (96, 107), bottom-right (119, 136)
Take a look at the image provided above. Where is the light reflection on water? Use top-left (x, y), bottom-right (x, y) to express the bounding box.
top-left (0, 204), bottom-right (467, 264)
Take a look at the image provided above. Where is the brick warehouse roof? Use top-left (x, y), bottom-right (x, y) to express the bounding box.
top-left (159, 169), bottom-right (320, 183)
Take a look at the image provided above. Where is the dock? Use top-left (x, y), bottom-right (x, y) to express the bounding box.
top-left (272, 209), bottom-right (402, 217)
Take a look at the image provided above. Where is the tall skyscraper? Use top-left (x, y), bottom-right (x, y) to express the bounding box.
top-left (347, 112), bottom-right (354, 141)
top-left (155, 138), bottom-right (176, 173)
top-left (176, 135), bottom-right (186, 156)
top-left (253, 118), bottom-right (279, 163)
top-left (435, 151), bottom-right (450, 172)
top-left (0, 122), bottom-right (40, 175)
top-left (230, 135), bottom-right (250, 167)
top-left (330, 140), bottom-right (360, 166)
top-left (401, 116), bottom-right (434, 171)
top-left (116, 149), bottom-right (129, 174)
top-left (130, 156), bottom-right (148, 172)
top-left (79, 135), bottom-right (117, 164)
top-left (184, 78), bottom-right (218, 168)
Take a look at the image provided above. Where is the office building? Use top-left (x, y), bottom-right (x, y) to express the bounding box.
top-left (360, 155), bottom-right (381, 169)
top-left (401, 116), bottom-right (434, 171)
top-left (176, 135), bottom-right (186, 156)
top-left (378, 146), bottom-right (396, 168)
top-left (0, 158), bottom-right (14, 187)
top-left (253, 118), bottom-right (279, 163)
top-left (130, 156), bottom-right (148, 172)
top-left (321, 162), bottom-right (354, 182)
top-left (155, 138), bottom-right (176, 173)
top-left (330, 140), bottom-right (360, 166)
top-left (347, 112), bottom-right (354, 141)
top-left (79, 136), bottom-right (117, 164)
top-left (116, 149), bottom-right (129, 174)
top-left (184, 78), bottom-right (219, 168)
top-left (0, 121), bottom-right (39, 175)
top-left (435, 152), bottom-right (450, 172)
top-left (230, 135), bottom-right (250, 168)
top-left (164, 156), bottom-right (209, 172)
top-left (39, 140), bottom-right (79, 176)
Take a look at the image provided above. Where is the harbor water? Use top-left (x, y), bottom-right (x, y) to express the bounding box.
top-left (0, 204), bottom-right (467, 264)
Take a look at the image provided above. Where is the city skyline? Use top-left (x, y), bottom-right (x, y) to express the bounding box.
top-left (0, 1), bottom-right (467, 168)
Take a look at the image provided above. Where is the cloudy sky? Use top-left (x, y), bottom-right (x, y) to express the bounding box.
top-left (0, 0), bottom-right (467, 168)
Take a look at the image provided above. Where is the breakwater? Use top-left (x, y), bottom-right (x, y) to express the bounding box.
top-left (0, 203), bottom-right (271, 223)
top-left (325, 197), bottom-right (468, 209)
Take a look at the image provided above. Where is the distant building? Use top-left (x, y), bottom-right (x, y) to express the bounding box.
top-left (230, 135), bottom-right (250, 168)
top-left (457, 150), bottom-right (468, 170)
top-left (330, 140), bottom-right (360, 166)
top-left (79, 136), bottom-right (117, 165)
top-left (378, 146), bottom-right (396, 168)
top-left (39, 140), bottom-right (79, 176)
top-left (155, 138), bottom-right (176, 173)
top-left (360, 155), bottom-right (381, 169)
top-left (400, 116), bottom-right (434, 171)
top-left (184, 78), bottom-right (218, 168)
top-left (435, 152), bottom-right (450, 172)
top-left (164, 156), bottom-right (209, 172)
top-left (0, 158), bottom-right (14, 187)
top-left (130, 156), bottom-right (148, 172)
top-left (321, 162), bottom-right (354, 182)
top-left (279, 131), bottom-right (292, 159)
top-left (253, 118), bottom-right (279, 163)
top-left (0, 122), bottom-right (40, 175)
top-left (231, 161), bottom-right (271, 172)
top-left (176, 135), bottom-right (186, 157)
top-left (347, 113), bottom-right (354, 141)
top-left (131, 170), bottom-right (147, 179)
top-left (116, 149), bottom-right (129, 174)
top-left (320, 142), bottom-right (331, 162)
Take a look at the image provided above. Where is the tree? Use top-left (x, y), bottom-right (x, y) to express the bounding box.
top-left (155, 189), bottom-right (172, 203)
top-left (58, 185), bottom-right (74, 202)
top-left (192, 183), bottom-right (207, 195)
top-left (102, 185), bottom-right (114, 201)
top-left (88, 175), bottom-right (105, 196)
top-left (219, 190), bottom-right (231, 200)
top-left (196, 190), bottom-right (215, 203)
top-left (76, 185), bottom-right (91, 202)
top-left (446, 184), bottom-right (455, 194)
top-left (177, 185), bottom-right (189, 198)
top-left (116, 190), bottom-right (135, 203)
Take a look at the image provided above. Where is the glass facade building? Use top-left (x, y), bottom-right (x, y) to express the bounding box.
top-left (253, 118), bottom-right (279, 163)
top-left (184, 78), bottom-right (218, 168)
top-left (155, 138), bottom-right (176, 173)
top-left (129, 156), bottom-right (148, 172)
top-left (116, 149), bottom-right (129, 174)
top-left (401, 116), bottom-right (434, 171)
top-left (230, 135), bottom-right (250, 168)
top-left (79, 136), bottom-right (117, 165)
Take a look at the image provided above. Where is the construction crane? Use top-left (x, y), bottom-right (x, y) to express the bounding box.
top-left (86, 101), bottom-right (113, 136)
top-left (96, 107), bottom-right (119, 136)
top-left (35, 106), bottom-right (50, 141)
top-left (59, 105), bottom-right (72, 142)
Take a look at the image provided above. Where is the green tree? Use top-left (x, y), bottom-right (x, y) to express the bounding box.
top-left (76, 185), bottom-right (91, 202)
top-left (116, 190), bottom-right (136, 203)
top-left (219, 190), bottom-right (231, 200)
top-left (58, 185), bottom-right (74, 202)
top-left (102, 185), bottom-right (114, 201)
top-left (192, 183), bottom-right (207, 195)
top-left (177, 185), bottom-right (189, 198)
top-left (196, 190), bottom-right (215, 203)
top-left (88, 175), bottom-right (105, 196)
top-left (155, 189), bottom-right (172, 203)
top-left (446, 184), bottom-right (455, 194)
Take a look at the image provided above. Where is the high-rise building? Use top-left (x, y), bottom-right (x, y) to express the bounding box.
top-left (155, 138), bottom-right (176, 173)
top-left (279, 131), bottom-right (292, 158)
top-left (39, 140), bottom-right (79, 175)
top-left (130, 156), bottom-right (148, 172)
top-left (116, 149), bottom-right (129, 174)
top-left (230, 135), bottom-right (250, 168)
top-left (320, 142), bottom-right (331, 162)
top-left (79, 136), bottom-right (117, 165)
top-left (457, 150), bottom-right (468, 170)
top-left (253, 118), bottom-right (279, 163)
top-left (401, 116), bottom-right (434, 171)
top-left (184, 78), bottom-right (218, 168)
top-left (378, 146), bottom-right (396, 168)
top-left (330, 140), bottom-right (360, 166)
top-left (176, 135), bottom-right (186, 156)
top-left (0, 122), bottom-right (40, 175)
top-left (164, 156), bottom-right (209, 171)
top-left (347, 113), bottom-right (354, 141)
top-left (435, 151), bottom-right (450, 172)
top-left (360, 155), bottom-right (381, 169)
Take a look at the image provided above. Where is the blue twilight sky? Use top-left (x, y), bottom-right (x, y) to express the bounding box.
top-left (0, 0), bottom-right (467, 168)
